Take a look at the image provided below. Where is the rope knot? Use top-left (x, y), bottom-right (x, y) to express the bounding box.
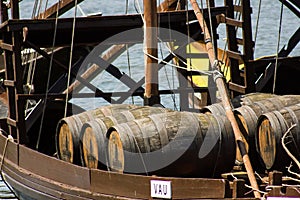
top-left (213, 69), bottom-right (224, 82)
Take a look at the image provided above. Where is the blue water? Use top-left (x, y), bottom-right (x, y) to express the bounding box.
top-left (1, 0), bottom-right (300, 198)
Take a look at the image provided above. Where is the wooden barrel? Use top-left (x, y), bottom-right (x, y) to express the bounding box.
top-left (80, 106), bottom-right (173, 169)
top-left (200, 103), bottom-right (225, 116)
top-left (56, 104), bottom-right (137, 165)
top-left (106, 111), bottom-right (235, 178)
top-left (232, 92), bottom-right (277, 107)
top-left (257, 104), bottom-right (300, 171)
top-left (233, 95), bottom-right (300, 170)
top-left (201, 93), bottom-right (277, 117)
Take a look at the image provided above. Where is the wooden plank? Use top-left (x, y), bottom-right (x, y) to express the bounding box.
top-left (18, 145), bottom-right (90, 190)
top-left (234, 5), bottom-right (252, 14)
top-left (227, 50), bottom-right (244, 61)
top-left (218, 14), bottom-right (243, 28)
top-left (3, 80), bottom-right (15, 87)
top-left (36, 0), bottom-right (85, 19)
top-left (0, 42), bottom-right (14, 51)
top-left (229, 82), bottom-right (246, 94)
top-left (6, 117), bottom-right (17, 127)
top-left (3, 158), bottom-right (94, 200)
top-left (90, 169), bottom-right (228, 199)
top-left (0, 133), bottom-right (18, 166)
top-left (0, 8), bottom-right (227, 47)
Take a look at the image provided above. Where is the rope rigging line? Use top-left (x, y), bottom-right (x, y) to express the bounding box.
top-left (64, 0), bottom-right (78, 118)
top-left (206, 0), bottom-right (217, 64)
top-left (273, 1), bottom-right (284, 94)
top-left (36, 0), bottom-right (44, 18)
top-left (36, 0), bottom-right (61, 150)
top-left (134, 0), bottom-right (214, 75)
top-left (159, 0), bottom-right (179, 110)
top-left (253, 0), bottom-right (262, 51)
top-left (143, 50), bottom-right (213, 76)
top-left (0, 132), bottom-right (18, 198)
top-left (125, 0), bottom-right (135, 104)
top-left (185, 0), bottom-right (198, 108)
top-left (24, 50), bottom-right (38, 116)
top-left (44, 0), bottom-right (49, 15)
top-left (32, 0), bottom-right (39, 18)
top-left (220, 0), bottom-right (241, 79)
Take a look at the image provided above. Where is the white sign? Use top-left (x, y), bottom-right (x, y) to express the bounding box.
top-left (150, 180), bottom-right (172, 199)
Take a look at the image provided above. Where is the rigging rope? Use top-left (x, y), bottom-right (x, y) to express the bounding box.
top-left (125, 0), bottom-right (134, 104)
top-left (273, 2), bottom-right (284, 93)
top-left (253, 0), bottom-right (262, 51)
top-left (44, 0), bottom-right (49, 15)
top-left (220, 0), bottom-right (241, 79)
top-left (206, 0), bottom-right (217, 63)
top-left (32, 0), bottom-right (39, 18)
top-left (158, 0), bottom-right (178, 110)
top-left (0, 133), bottom-right (17, 198)
top-left (64, 0), bottom-right (78, 117)
top-left (143, 50), bottom-right (213, 76)
top-left (36, 0), bottom-right (61, 150)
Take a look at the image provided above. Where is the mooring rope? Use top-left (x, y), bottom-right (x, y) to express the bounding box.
top-left (0, 135), bottom-right (13, 172)
top-left (0, 132), bottom-right (18, 197)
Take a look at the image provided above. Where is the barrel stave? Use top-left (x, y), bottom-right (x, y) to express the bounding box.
top-left (56, 104), bottom-right (137, 165)
top-left (257, 104), bottom-right (300, 171)
top-left (107, 111), bottom-right (236, 178)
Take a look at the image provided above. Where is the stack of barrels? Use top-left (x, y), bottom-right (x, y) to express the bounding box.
top-left (55, 93), bottom-right (300, 178)
top-left (56, 103), bottom-right (236, 178)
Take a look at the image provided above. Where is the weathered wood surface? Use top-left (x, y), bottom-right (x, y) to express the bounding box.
top-left (80, 106), bottom-right (172, 169)
top-left (0, 133), bottom-right (18, 166)
top-left (257, 104), bottom-right (300, 170)
top-left (201, 93), bottom-right (278, 116)
top-left (0, 8), bottom-right (227, 47)
top-left (56, 104), bottom-right (137, 165)
top-left (107, 111), bottom-right (235, 177)
top-left (234, 95), bottom-right (300, 170)
top-left (35, 0), bottom-right (85, 19)
top-left (90, 168), bottom-right (229, 199)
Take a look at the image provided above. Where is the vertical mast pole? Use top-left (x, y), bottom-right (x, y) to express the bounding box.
top-left (0, 0), bottom-right (8, 23)
top-left (189, 0), bottom-right (260, 198)
top-left (143, 0), bottom-right (160, 106)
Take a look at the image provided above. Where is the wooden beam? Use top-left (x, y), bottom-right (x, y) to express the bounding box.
top-left (189, 0), bottom-right (261, 198)
top-left (36, 0), bottom-right (85, 19)
top-left (0, 9), bottom-right (227, 46)
top-left (143, 0), bottom-right (160, 106)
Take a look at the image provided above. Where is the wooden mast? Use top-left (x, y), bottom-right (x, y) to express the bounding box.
top-left (189, 0), bottom-right (261, 198)
top-left (143, 0), bottom-right (160, 106)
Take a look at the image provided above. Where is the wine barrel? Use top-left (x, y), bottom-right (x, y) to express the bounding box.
top-left (56, 104), bottom-right (137, 165)
top-left (201, 93), bottom-right (277, 116)
top-left (80, 106), bottom-right (173, 169)
top-left (233, 95), bottom-right (300, 169)
top-left (107, 111), bottom-right (235, 178)
top-left (232, 92), bottom-right (277, 107)
top-left (257, 104), bottom-right (300, 170)
top-left (200, 103), bottom-right (225, 116)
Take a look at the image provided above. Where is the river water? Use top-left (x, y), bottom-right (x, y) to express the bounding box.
top-left (1, 0), bottom-right (300, 198)
top-left (17, 0), bottom-right (300, 110)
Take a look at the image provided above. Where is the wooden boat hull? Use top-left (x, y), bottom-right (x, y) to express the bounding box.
top-left (0, 133), bottom-right (231, 200)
